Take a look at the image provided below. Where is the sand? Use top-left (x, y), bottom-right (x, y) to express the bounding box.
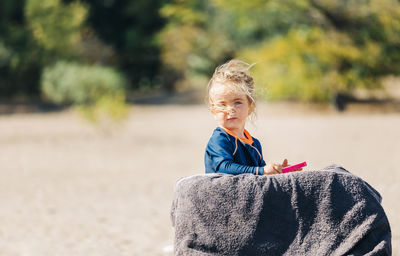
top-left (0, 102), bottom-right (398, 255)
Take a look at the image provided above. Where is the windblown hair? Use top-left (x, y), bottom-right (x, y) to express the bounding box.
top-left (207, 59), bottom-right (256, 115)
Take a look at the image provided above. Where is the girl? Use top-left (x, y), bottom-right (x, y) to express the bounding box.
top-left (205, 59), bottom-right (300, 175)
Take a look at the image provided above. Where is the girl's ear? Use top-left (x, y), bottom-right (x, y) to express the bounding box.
top-left (248, 102), bottom-right (255, 115)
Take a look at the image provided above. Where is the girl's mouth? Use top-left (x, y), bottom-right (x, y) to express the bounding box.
top-left (227, 117), bottom-right (237, 121)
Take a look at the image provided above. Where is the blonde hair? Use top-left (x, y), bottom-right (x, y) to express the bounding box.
top-left (207, 59), bottom-right (257, 117)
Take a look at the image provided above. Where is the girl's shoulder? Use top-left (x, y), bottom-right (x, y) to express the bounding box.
top-left (207, 127), bottom-right (234, 147)
top-left (210, 127), bottom-right (232, 141)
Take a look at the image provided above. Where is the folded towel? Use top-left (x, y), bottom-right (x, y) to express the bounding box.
top-left (171, 165), bottom-right (391, 255)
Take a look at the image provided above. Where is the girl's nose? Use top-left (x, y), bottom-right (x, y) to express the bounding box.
top-left (226, 105), bottom-right (235, 114)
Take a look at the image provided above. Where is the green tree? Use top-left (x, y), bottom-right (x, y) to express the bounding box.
top-left (25, 0), bottom-right (129, 123)
top-left (25, 0), bottom-right (87, 59)
top-left (0, 0), bottom-right (42, 97)
top-left (1, 0), bottom-right (169, 98)
top-left (0, 0), bottom-right (88, 98)
top-left (78, 0), bottom-right (168, 90)
top-left (159, 0), bottom-right (234, 90)
top-left (160, 0), bottom-right (400, 102)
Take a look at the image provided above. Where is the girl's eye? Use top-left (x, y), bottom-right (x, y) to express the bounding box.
top-left (234, 101), bottom-right (242, 105)
top-left (219, 103), bottom-right (226, 107)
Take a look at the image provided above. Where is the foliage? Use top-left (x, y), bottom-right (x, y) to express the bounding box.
top-left (25, 0), bottom-right (87, 58)
top-left (78, 0), bottom-right (167, 89)
top-left (0, 0), bottom-right (42, 96)
top-left (159, 24), bottom-right (233, 76)
top-left (1, 0), bottom-right (166, 98)
top-left (160, 0), bottom-right (400, 102)
top-left (0, 41), bottom-right (12, 68)
top-left (41, 61), bottom-right (128, 122)
top-left (241, 28), bottom-right (380, 102)
top-left (2, 0), bottom-right (400, 103)
top-left (76, 93), bottom-right (129, 124)
top-left (159, 0), bottom-right (234, 90)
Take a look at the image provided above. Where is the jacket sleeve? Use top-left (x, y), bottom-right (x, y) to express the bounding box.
top-left (254, 138), bottom-right (266, 168)
top-left (205, 133), bottom-right (261, 175)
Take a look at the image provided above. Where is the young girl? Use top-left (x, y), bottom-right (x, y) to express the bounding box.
top-left (205, 59), bottom-right (300, 175)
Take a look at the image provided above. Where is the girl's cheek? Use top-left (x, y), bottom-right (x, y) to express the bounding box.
top-left (215, 112), bottom-right (225, 120)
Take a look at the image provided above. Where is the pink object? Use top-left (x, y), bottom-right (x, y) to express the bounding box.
top-left (282, 162), bottom-right (307, 173)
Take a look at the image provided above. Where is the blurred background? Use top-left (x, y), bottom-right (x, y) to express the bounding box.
top-left (0, 0), bottom-right (399, 255)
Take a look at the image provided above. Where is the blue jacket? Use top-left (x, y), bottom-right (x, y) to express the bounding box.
top-left (205, 127), bottom-right (266, 175)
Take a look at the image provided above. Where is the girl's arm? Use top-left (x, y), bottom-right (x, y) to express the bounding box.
top-left (217, 160), bottom-right (262, 175)
top-left (205, 133), bottom-right (262, 175)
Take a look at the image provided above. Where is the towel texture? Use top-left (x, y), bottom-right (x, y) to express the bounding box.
top-left (171, 165), bottom-right (391, 255)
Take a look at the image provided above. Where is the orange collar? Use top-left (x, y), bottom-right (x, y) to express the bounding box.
top-left (222, 127), bottom-right (254, 145)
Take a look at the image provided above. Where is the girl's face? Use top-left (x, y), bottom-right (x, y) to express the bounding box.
top-left (209, 82), bottom-right (253, 137)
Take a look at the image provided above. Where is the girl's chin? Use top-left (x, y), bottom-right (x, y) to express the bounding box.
top-left (223, 124), bottom-right (240, 130)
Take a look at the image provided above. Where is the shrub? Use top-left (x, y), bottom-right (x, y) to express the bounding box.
top-left (41, 61), bottom-right (128, 122)
top-left (240, 28), bottom-right (379, 102)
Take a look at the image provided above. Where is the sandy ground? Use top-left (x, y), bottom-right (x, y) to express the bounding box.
top-left (0, 102), bottom-right (399, 255)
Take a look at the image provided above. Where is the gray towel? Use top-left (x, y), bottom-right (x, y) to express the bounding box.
top-left (171, 165), bottom-right (391, 255)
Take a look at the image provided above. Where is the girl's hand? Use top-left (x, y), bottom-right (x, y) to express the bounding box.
top-left (283, 159), bottom-right (304, 172)
top-left (263, 159), bottom-right (289, 175)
